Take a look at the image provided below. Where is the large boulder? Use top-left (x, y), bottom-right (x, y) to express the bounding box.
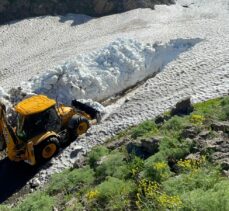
top-left (171, 97), bottom-right (194, 116)
top-left (126, 137), bottom-right (161, 158)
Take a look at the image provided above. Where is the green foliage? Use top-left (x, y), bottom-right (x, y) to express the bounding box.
top-left (14, 192), bottom-right (54, 211)
top-left (47, 166), bottom-right (94, 195)
top-left (163, 166), bottom-right (221, 195)
top-left (131, 120), bottom-right (158, 139)
top-left (87, 146), bottom-right (109, 168)
top-left (136, 179), bottom-right (183, 210)
top-left (0, 205), bottom-right (10, 211)
top-left (8, 96), bottom-right (229, 211)
top-left (87, 177), bottom-right (135, 210)
top-left (95, 151), bottom-right (130, 180)
top-left (193, 97), bottom-right (229, 121)
top-left (180, 180), bottom-right (229, 211)
top-left (162, 115), bottom-right (189, 133)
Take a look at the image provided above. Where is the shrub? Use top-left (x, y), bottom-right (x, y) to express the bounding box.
top-left (128, 155), bottom-right (144, 179)
top-left (86, 177), bottom-right (135, 210)
top-left (162, 116), bottom-right (188, 132)
top-left (143, 161), bottom-right (171, 182)
top-left (180, 180), bottom-right (229, 211)
top-left (95, 151), bottom-right (130, 180)
top-left (162, 166), bottom-right (221, 196)
top-left (0, 205), bottom-right (10, 211)
top-left (136, 179), bottom-right (182, 210)
top-left (14, 192), bottom-right (54, 211)
top-left (194, 97), bottom-right (229, 120)
top-left (190, 114), bottom-right (205, 125)
top-left (87, 146), bottom-right (109, 168)
top-left (47, 166), bottom-right (95, 195)
top-left (131, 120), bottom-right (158, 139)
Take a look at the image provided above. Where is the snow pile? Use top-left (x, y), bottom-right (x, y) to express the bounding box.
top-left (21, 38), bottom-right (200, 104)
top-left (0, 87), bottom-right (9, 106)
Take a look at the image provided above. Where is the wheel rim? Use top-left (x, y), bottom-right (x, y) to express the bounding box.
top-left (76, 122), bottom-right (89, 135)
top-left (42, 143), bottom-right (57, 159)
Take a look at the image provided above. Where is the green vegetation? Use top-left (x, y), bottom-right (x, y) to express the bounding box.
top-left (14, 192), bottom-right (54, 211)
top-left (6, 96), bottom-right (229, 210)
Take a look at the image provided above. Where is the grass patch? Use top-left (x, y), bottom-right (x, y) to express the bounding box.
top-left (131, 120), bottom-right (158, 139)
top-left (86, 177), bottom-right (135, 210)
top-left (193, 97), bottom-right (229, 121)
top-left (47, 166), bottom-right (95, 195)
top-left (95, 151), bottom-right (130, 180)
top-left (14, 192), bottom-right (54, 211)
top-left (87, 146), bottom-right (109, 168)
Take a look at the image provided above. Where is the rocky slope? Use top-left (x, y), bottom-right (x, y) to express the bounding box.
top-left (0, 0), bottom-right (174, 25)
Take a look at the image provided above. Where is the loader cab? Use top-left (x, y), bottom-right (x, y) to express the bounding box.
top-left (15, 95), bottom-right (61, 141)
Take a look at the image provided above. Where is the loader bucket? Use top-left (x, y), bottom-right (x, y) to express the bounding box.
top-left (71, 100), bottom-right (101, 123)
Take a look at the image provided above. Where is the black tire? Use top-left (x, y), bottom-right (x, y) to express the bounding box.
top-left (34, 136), bottom-right (60, 163)
top-left (68, 115), bottom-right (90, 141)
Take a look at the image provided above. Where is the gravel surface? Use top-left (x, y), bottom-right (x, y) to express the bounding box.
top-left (0, 0), bottom-right (228, 188)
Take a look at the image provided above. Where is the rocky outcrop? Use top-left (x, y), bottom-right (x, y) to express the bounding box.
top-left (0, 0), bottom-right (175, 25)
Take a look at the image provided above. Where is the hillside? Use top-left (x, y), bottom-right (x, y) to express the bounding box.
top-left (0, 0), bottom-right (228, 206)
top-left (1, 96), bottom-right (228, 210)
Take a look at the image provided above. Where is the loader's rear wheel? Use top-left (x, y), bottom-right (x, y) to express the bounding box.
top-left (35, 137), bottom-right (59, 163)
top-left (68, 115), bottom-right (90, 141)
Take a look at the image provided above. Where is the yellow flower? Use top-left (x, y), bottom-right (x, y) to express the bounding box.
top-left (86, 190), bottom-right (99, 200)
top-left (154, 162), bottom-right (167, 171)
top-left (190, 114), bottom-right (205, 125)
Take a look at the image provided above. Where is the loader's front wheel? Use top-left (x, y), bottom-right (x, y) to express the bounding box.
top-left (68, 115), bottom-right (90, 141)
top-left (35, 137), bottom-right (59, 163)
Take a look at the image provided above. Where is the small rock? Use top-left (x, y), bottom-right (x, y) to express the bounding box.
top-left (65, 197), bottom-right (78, 209)
top-left (53, 207), bottom-right (58, 211)
top-left (220, 159), bottom-right (229, 170)
top-left (211, 121), bottom-right (229, 133)
top-left (199, 130), bottom-right (211, 139)
top-left (155, 115), bottom-right (165, 125)
top-left (30, 178), bottom-right (41, 188)
top-left (223, 170), bottom-right (229, 177)
top-left (96, 155), bottom-right (109, 166)
top-left (107, 138), bottom-right (130, 150)
top-left (171, 97), bottom-right (193, 116)
top-left (141, 137), bottom-right (161, 154)
top-left (185, 153), bottom-right (201, 160)
top-left (73, 156), bottom-right (86, 168)
top-left (181, 126), bottom-right (199, 139)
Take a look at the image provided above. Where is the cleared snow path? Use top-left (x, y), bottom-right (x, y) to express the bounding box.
top-left (0, 0), bottom-right (228, 186)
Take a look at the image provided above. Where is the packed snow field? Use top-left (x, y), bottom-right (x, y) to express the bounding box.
top-left (0, 0), bottom-right (229, 186)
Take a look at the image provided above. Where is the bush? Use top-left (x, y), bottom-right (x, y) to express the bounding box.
top-left (136, 179), bottom-right (182, 210)
top-left (14, 192), bottom-right (54, 211)
top-left (180, 180), bottom-right (229, 211)
top-left (95, 151), bottom-right (130, 180)
top-left (143, 161), bottom-right (171, 182)
top-left (86, 177), bottom-right (135, 210)
top-left (47, 166), bottom-right (95, 195)
top-left (162, 116), bottom-right (190, 133)
top-left (87, 146), bottom-right (109, 168)
top-left (131, 120), bottom-right (158, 139)
top-left (193, 97), bottom-right (226, 121)
top-left (162, 166), bottom-right (221, 195)
top-left (0, 205), bottom-right (10, 211)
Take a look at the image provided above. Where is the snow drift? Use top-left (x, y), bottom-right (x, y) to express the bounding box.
top-left (21, 38), bottom-right (201, 105)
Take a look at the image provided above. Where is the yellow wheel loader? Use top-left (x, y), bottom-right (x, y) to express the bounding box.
top-left (0, 95), bottom-right (101, 165)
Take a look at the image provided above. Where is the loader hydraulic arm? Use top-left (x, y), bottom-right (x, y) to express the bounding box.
top-left (0, 102), bottom-right (7, 151)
